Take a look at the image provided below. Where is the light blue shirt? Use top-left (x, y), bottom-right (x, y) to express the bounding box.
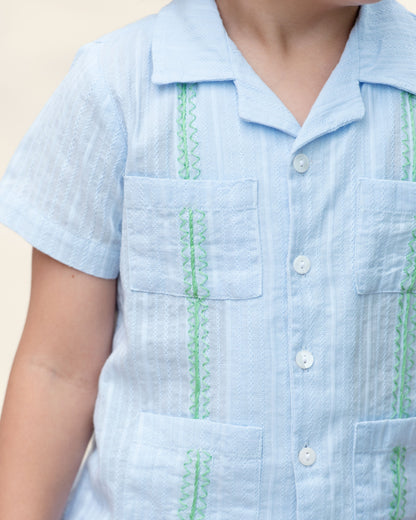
top-left (1, 0), bottom-right (416, 518)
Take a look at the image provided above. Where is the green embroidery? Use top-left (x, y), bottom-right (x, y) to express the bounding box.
top-left (177, 82), bottom-right (210, 419)
top-left (177, 83), bottom-right (201, 180)
top-left (179, 207), bottom-right (210, 419)
top-left (197, 451), bottom-right (212, 517)
top-left (180, 207), bottom-right (209, 300)
top-left (187, 83), bottom-right (201, 179)
top-left (177, 83), bottom-right (212, 518)
top-left (392, 287), bottom-right (416, 419)
top-left (390, 91), bottom-right (416, 519)
top-left (178, 450), bottom-right (193, 518)
top-left (178, 450), bottom-right (213, 520)
top-left (390, 446), bottom-right (407, 520)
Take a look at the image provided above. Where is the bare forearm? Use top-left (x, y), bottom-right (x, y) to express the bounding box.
top-left (0, 354), bottom-right (98, 520)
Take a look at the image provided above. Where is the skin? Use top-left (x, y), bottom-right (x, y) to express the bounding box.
top-left (0, 248), bottom-right (117, 520)
top-left (215, 0), bottom-right (382, 125)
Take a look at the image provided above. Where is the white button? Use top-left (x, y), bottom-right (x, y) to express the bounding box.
top-left (293, 153), bottom-right (310, 173)
top-left (293, 255), bottom-right (311, 274)
top-left (296, 350), bottom-right (314, 369)
top-left (299, 446), bottom-right (316, 466)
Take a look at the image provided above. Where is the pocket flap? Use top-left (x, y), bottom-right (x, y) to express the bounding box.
top-left (354, 417), bottom-right (416, 453)
top-left (137, 411), bottom-right (263, 459)
top-left (358, 177), bottom-right (416, 214)
top-left (124, 175), bottom-right (258, 211)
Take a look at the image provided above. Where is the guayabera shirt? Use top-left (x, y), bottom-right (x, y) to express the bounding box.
top-left (0, 0), bottom-right (416, 518)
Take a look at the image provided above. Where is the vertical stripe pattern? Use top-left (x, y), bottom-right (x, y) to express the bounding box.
top-left (177, 82), bottom-right (212, 516)
top-left (390, 91), bottom-right (416, 519)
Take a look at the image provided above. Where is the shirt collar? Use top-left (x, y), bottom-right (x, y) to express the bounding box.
top-left (358, 0), bottom-right (416, 95)
top-left (151, 0), bottom-right (234, 84)
top-left (151, 0), bottom-right (416, 96)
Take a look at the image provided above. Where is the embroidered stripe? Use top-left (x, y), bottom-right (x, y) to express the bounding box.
top-left (177, 84), bottom-right (191, 179)
top-left (178, 449), bottom-right (193, 518)
top-left (187, 83), bottom-right (201, 179)
top-left (179, 210), bottom-right (210, 420)
top-left (390, 91), bottom-right (416, 519)
top-left (177, 83), bottom-right (211, 419)
top-left (198, 450), bottom-right (213, 517)
top-left (178, 449), bottom-right (213, 520)
top-left (390, 446), bottom-right (407, 520)
top-left (177, 83), bottom-right (212, 518)
top-left (177, 83), bottom-right (201, 180)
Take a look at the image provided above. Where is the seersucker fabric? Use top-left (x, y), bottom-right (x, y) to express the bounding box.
top-left (1, 0), bottom-right (416, 518)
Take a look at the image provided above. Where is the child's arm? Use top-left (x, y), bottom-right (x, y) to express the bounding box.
top-left (0, 247), bottom-right (117, 520)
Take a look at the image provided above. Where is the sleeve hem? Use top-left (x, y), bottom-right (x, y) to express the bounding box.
top-left (0, 195), bottom-right (120, 280)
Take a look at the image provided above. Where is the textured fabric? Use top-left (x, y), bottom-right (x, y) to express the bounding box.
top-left (0, 0), bottom-right (416, 518)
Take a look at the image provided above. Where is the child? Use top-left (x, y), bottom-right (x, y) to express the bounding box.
top-left (0, 0), bottom-right (415, 518)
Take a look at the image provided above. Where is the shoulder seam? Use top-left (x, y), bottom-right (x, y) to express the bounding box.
top-left (92, 41), bottom-right (129, 147)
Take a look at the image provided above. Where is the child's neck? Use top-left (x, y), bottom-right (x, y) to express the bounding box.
top-left (215, 0), bottom-right (361, 127)
top-left (215, 0), bottom-right (359, 54)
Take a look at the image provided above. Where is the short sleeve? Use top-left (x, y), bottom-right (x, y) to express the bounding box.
top-left (0, 41), bottom-right (127, 279)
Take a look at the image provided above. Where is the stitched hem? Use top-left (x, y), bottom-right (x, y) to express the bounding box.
top-left (0, 194), bottom-right (120, 279)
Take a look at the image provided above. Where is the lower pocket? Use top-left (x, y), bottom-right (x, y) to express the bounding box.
top-left (124, 412), bottom-right (263, 520)
top-left (353, 417), bottom-right (416, 519)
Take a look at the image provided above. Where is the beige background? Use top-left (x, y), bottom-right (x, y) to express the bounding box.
top-left (1, 0), bottom-right (416, 411)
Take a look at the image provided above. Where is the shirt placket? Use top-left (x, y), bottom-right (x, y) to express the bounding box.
top-left (286, 141), bottom-right (333, 518)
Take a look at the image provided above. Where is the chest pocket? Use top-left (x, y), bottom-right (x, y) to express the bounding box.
top-left (123, 174), bottom-right (262, 300)
top-left (353, 177), bottom-right (416, 295)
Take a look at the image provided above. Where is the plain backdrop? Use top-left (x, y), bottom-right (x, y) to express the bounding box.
top-left (1, 0), bottom-right (416, 411)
